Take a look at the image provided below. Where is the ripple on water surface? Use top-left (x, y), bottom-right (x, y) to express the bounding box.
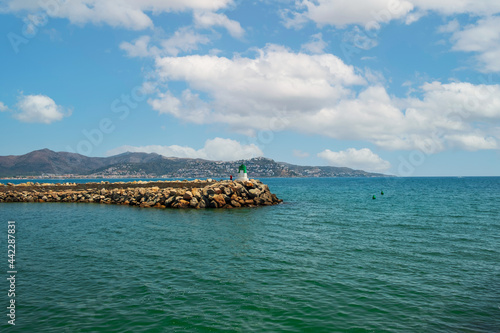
top-left (0, 177), bottom-right (499, 332)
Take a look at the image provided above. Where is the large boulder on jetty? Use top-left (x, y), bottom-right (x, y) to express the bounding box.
top-left (189, 197), bottom-right (198, 208)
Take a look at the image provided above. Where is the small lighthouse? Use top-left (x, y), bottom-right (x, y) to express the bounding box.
top-left (236, 163), bottom-right (248, 181)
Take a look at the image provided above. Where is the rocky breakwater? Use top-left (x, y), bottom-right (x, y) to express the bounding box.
top-left (0, 179), bottom-right (283, 209)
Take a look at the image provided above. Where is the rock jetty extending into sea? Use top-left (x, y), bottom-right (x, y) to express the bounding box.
top-left (0, 179), bottom-right (283, 209)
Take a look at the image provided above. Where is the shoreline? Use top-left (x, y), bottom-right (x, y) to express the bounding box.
top-left (0, 179), bottom-right (282, 209)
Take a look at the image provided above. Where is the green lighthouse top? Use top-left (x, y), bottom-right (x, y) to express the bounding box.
top-left (238, 164), bottom-right (247, 173)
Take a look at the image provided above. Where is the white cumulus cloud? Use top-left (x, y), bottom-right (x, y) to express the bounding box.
top-left (160, 28), bottom-right (211, 56)
top-left (13, 94), bottom-right (70, 124)
top-left (149, 44), bottom-right (366, 125)
top-left (437, 19), bottom-right (460, 33)
top-left (120, 27), bottom-right (211, 58)
top-left (447, 16), bottom-right (500, 72)
top-left (194, 11), bottom-right (244, 38)
top-left (318, 148), bottom-right (391, 172)
top-left (411, 0), bottom-right (500, 16)
top-left (145, 45), bottom-right (500, 153)
top-left (445, 134), bottom-right (498, 151)
top-left (3, 0), bottom-right (233, 30)
top-left (301, 33), bottom-right (327, 54)
top-left (120, 35), bottom-right (156, 58)
top-left (0, 101), bottom-right (8, 112)
top-left (288, 0), bottom-right (414, 28)
top-left (286, 0), bottom-right (500, 29)
top-left (106, 138), bottom-right (263, 161)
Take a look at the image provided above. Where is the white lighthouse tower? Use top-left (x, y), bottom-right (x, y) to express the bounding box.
top-left (236, 164), bottom-right (248, 181)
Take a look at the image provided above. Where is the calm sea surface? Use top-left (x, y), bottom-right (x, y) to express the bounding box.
top-left (1, 177), bottom-right (499, 332)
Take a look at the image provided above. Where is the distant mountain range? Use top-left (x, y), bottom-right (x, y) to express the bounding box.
top-left (0, 149), bottom-right (391, 178)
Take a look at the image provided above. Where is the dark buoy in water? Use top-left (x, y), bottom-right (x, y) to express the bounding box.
top-left (372, 195), bottom-right (376, 200)
top-left (381, 190), bottom-right (384, 195)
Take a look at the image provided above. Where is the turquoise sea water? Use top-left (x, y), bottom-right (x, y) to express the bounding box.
top-left (1, 177), bottom-right (499, 332)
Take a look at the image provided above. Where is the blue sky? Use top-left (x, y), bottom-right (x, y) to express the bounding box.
top-left (1, 0), bottom-right (500, 176)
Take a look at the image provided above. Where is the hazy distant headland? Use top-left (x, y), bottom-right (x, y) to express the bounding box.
top-left (0, 149), bottom-right (391, 179)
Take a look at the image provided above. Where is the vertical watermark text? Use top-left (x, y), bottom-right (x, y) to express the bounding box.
top-left (6, 221), bottom-right (16, 326)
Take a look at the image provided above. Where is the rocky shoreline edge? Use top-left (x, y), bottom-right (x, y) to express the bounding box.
top-left (0, 179), bottom-right (283, 209)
